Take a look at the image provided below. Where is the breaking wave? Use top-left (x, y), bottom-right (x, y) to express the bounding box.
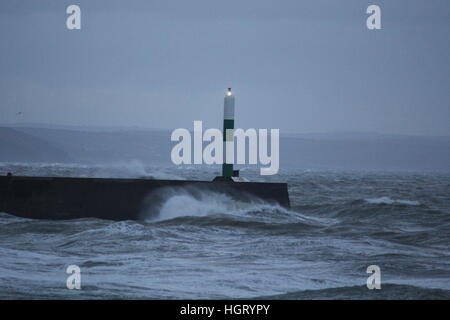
top-left (365, 196), bottom-right (421, 206)
top-left (142, 187), bottom-right (286, 222)
top-left (143, 187), bottom-right (332, 239)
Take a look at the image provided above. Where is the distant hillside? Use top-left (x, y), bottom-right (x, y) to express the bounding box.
top-left (0, 126), bottom-right (449, 172)
top-left (0, 127), bottom-right (71, 163)
top-left (12, 127), bottom-right (172, 165)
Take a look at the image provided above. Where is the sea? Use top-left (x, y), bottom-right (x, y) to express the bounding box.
top-left (0, 162), bottom-right (449, 299)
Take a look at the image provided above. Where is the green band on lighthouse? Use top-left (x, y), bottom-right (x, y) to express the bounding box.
top-left (222, 88), bottom-right (235, 178)
top-left (222, 119), bottom-right (234, 177)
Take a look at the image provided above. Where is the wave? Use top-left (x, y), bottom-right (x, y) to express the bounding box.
top-left (365, 196), bottom-right (420, 206)
top-left (152, 215), bottom-right (323, 235)
top-left (140, 186), bottom-right (330, 229)
top-left (141, 186), bottom-right (277, 222)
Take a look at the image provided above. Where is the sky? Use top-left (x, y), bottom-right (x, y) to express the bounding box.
top-left (0, 0), bottom-right (449, 136)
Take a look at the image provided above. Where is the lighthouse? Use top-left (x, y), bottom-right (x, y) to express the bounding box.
top-left (222, 88), bottom-right (235, 178)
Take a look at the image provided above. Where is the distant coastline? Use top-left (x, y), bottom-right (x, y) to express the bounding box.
top-left (1, 125), bottom-right (449, 172)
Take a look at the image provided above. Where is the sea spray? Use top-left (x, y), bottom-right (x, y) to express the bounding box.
top-left (141, 186), bottom-right (329, 227)
top-left (141, 186), bottom-right (269, 222)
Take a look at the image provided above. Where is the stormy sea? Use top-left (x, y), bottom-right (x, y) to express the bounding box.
top-left (0, 162), bottom-right (449, 300)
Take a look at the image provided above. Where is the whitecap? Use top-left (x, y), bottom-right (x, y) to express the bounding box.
top-left (365, 196), bottom-right (420, 206)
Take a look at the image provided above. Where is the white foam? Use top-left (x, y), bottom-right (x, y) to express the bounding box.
top-left (156, 193), bottom-right (234, 221)
top-left (146, 188), bottom-right (261, 222)
top-left (365, 196), bottom-right (420, 206)
top-left (143, 187), bottom-right (328, 226)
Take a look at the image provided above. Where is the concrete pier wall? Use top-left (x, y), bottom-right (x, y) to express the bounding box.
top-left (0, 176), bottom-right (290, 221)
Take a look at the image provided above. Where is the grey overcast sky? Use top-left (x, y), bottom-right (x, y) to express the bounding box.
top-left (0, 0), bottom-right (449, 135)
